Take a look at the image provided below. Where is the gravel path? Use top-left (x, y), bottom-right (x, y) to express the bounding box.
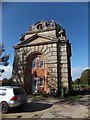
top-left (41, 95), bottom-right (89, 118)
top-left (1, 95), bottom-right (89, 119)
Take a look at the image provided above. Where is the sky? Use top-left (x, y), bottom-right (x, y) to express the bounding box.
top-left (1, 2), bottom-right (88, 80)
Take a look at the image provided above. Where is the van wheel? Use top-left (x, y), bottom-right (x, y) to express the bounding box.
top-left (1, 102), bottom-right (9, 114)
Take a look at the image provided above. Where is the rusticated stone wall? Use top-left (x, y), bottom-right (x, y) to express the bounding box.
top-left (12, 20), bottom-right (72, 94)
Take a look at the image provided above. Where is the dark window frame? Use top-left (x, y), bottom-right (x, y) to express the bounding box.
top-left (40, 60), bottom-right (44, 69)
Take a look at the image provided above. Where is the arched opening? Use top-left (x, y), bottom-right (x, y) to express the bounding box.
top-left (24, 52), bottom-right (48, 94)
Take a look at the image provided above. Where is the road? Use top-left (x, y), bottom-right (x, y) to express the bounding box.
top-left (1, 95), bottom-right (90, 119)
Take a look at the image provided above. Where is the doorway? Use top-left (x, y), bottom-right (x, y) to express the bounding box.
top-left (24, 52), bottom-right (48, 94)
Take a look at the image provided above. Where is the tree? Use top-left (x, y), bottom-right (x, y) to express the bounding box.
top-left (2, 77), bottom-right (17, 86)
top-left (0, 43), bottom-right (10, 76)
top-left (80, 69), bottom-right (90, 84)
top-left (74, 78), bottom-right (80, 84)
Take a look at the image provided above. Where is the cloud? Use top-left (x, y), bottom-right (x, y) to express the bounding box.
top-left (71, 66), bottom-right (87, 80)
top-left (0, 65), bottom-right (12, 80)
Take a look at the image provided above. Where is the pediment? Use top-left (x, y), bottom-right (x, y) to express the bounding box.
top-left (28, 37), bottom-right (52, 45)
top-left (17, 34), bottom-right (57, 47)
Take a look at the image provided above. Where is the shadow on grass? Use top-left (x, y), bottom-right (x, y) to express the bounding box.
top-left (9, 102), bottom-right (52, 113)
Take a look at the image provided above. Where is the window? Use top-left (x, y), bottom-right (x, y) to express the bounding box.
top-left (32, 59), bottom-right (36, 68)
top-left (13, 88), bottom-right (25, 95)
top-left (40, 60), bottom-right (44, 69)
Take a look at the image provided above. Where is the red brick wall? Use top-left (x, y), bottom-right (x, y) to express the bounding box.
top-left (31, 53), bottom-right (47, 78)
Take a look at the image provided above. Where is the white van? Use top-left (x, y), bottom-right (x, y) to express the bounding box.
top-left (0, 86), bottom-right (27, 114)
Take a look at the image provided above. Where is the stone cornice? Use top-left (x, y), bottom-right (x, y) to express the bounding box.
top-left (13, 41), bottom-right (57, 49)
